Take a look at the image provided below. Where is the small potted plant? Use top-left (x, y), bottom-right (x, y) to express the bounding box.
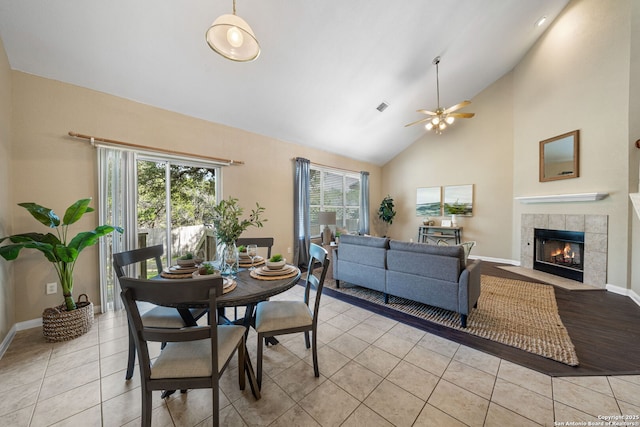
top-left (177, 252), bottom-right (195, 267)
top-left (237, 245), bottom-right (249, 260)
top-left (197, 262), bottom-right (219, 276)
top-left (0, 198), bottom-right (123, 341)
top-left (265, 253), bottom-right (286, 270)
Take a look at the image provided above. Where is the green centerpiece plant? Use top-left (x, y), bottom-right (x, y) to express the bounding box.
top-left (211, 197), bottom-right (266, 275)
top-left (0, 198), bottom-right (123, 311)
top-left (211, 197), bottom-right (267, 244)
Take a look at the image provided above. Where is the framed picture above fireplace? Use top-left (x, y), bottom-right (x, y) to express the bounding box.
top-left (539, 130), bottom-right (579, 182)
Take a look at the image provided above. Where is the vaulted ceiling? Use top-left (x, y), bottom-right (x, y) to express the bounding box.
top-left (0, 0), bottom-right (569, 165)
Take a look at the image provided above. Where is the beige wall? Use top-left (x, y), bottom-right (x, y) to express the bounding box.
top-left (383, 0), bottom-right (639, 291)
top-left (0, 35), bottom-right (14, 342)
top-left (512, 0), bottom-right (633, 288)
top-left (9, 72), bottom-right (381, 322)
top-left (382, 73), bottom-right (514, 260)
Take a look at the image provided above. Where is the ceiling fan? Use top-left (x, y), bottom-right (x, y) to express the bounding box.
top-left (405, 56), bottom-right (475, 134)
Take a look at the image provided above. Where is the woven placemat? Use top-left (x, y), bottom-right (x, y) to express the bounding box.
top-left (223, 279), bottom-right (237, 294)
top-left (250, 266), bottom-right (300, 281)
top-left (326, 275), bottom-right (579, 366)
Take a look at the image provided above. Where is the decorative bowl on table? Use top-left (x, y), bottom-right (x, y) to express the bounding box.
top-left (265, 258), bottom-right (286, 270)
top-left (195, 262), bottom-right (219, 276)
top-left (177, 258), bottom-right (196, 267)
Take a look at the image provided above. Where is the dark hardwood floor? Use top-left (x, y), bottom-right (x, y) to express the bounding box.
top-left (321, 262), bottom-right (640, 377)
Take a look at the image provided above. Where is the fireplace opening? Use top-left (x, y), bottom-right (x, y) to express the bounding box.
top-left (534, 228), bottom-right (585, 282)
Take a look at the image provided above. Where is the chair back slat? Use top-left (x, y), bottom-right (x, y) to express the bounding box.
top-left (119, 276), bottom-right (222, 306)
top-left (113, 245), bottom-right (164, 279)
top-left (236, 237), bottom-right (275, 258)
top-left (305, 243), bottom-right (329, 319)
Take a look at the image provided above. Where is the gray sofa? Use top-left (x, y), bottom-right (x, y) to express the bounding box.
top-left (333, 234), bottom-right (481, 327)
top-left (332, 234), bottom-right (388, 294)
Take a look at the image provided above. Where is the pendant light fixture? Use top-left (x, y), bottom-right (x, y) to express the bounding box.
top-left (206, 0), bottom-right (260, 62)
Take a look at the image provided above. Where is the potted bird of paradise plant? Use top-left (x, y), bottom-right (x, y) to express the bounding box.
top-left (0, 198), bottom-right (123, 341)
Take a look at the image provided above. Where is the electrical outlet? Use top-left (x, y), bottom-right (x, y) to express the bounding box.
top-left (287, 247), bottom-right (292, 254)
top-left (46, 282), bottom-right (57, 295)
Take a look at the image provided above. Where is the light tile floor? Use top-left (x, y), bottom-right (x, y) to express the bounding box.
top-left (1, 285), bottom-right (640, 426)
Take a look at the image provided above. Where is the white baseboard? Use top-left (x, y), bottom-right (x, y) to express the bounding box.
top-left (471, 255), bottom-right (519, 265)
top-left (0, 325), bottom-right (17, 360)
top-left (0, 304), bottom-right (103, 360)
top-left (606, 284), bottom-right (640, 307)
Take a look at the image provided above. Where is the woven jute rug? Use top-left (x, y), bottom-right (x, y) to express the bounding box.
top-left (325, 275), bottom-right (579, 366)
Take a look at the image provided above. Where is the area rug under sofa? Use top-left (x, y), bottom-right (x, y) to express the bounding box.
top-left (322, 274), bottom-right (579, 366)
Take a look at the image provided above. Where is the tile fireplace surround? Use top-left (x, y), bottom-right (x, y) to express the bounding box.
top-left (521, 214), bottom-right (608, 288)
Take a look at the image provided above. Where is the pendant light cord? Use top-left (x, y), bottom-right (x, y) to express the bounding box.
top-left (434, 56), bottom-right (441, 110)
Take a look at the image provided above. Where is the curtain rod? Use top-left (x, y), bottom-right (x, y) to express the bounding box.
top-left (292, 158), bottom-right (363, 174)
top-left (68, 131), bottom-right (244, 165)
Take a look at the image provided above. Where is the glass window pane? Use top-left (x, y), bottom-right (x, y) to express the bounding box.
top-left (323, 171), bottom-right (343, 206)
top-left (310, 169), bottom-right (321, 205)
top-left (169, 165), bottom-right (217, 264)
top-left (137, 159), bottom-right (218, 274)
top-left (309, 166), bottom-right (360, 237)
top-left (345, 176), bottom-right (360, 206)
top-left (137, 159), bottom-right (169, 274)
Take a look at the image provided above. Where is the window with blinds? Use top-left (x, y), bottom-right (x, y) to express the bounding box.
top-left (310, 165), bottom-right (360, 236)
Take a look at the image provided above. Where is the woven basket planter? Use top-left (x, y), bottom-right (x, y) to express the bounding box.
top-left (42, 294), bottom-right (94, 342)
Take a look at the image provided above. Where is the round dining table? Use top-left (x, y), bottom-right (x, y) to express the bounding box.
top-left (218, 268), bottom-right (302, 308)
top-left (167, 265), bottom-right (302, 399)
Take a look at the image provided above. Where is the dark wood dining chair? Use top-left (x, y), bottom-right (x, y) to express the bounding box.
top-left (232, 237), bottom-right (275, 321)
top-left (119, 275), bottom-right (246, 427)
top-left (113, 245), bottom-right (207, 380)
top-left (236, 237), bottom-right (274, 259)
top-left (254, 243), bottom-right (329, 388)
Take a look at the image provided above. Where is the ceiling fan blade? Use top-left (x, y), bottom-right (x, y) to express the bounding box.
top-left (416, 109), bottom-right (437, 116)
top-left (449, 112), bottom-right (475, 118)
top-left (404, 117), bottom-right (431, 127)
top-left (444, 100), bottom-right (471, 114)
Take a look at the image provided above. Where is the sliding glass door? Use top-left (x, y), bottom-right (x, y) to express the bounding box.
top-left (137, 157), bottom-right (219, 275)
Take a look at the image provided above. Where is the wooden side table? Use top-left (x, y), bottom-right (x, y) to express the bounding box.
top-left (323, 243), bottom-right (338, 281)
top-left (418, 226), bottom-right (463, 245)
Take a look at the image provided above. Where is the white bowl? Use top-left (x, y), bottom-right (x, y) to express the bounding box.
top-left (176, 258), bottom-right (195, 267)
top-left (265, 259), bottom-right (286, 270)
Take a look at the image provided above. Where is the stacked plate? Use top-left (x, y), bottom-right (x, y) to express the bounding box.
top-left (239, 255), bottom-right (265, 267)
top-left (250, 264), bottom-right (299, 280)
top-left (160, 265), bottom-right (199, 279)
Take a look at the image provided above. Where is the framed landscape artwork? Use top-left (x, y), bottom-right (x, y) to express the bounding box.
top-left (416, 186), bottom-right (442, 216)
top-left (443, 184), bottom-right (473, 216)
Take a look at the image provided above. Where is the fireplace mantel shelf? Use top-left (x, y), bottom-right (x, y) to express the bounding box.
top-left (515, 192), bottom-right (609, 203)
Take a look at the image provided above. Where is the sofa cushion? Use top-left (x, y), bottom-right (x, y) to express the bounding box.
top-left (340, 234), bottom-right (389, 249)
top-left (389, 240), bottom-right (465, 267)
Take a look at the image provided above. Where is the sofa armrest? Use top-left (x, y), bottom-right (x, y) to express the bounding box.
top-left (458, 259), bottom-right (482, 314)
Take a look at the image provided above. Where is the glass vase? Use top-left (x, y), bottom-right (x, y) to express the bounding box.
top-left (217, 241), bottom-right (239, 279)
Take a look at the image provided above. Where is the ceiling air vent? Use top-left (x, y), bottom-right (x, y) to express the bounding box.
top-left (376, 102), bottom-right (389, 112)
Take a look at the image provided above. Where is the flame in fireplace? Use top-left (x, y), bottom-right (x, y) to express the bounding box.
top-left (551, 243), bottom-right (574, 261)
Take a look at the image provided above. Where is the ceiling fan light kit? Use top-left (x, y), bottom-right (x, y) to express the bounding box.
top-left (206, 0), bottom-right (260, 62)
top-left (406, 56), bottom-right (475, 134)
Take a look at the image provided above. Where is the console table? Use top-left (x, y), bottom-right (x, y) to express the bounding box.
top-left (418, 226), bottom-right (463, 245)
top-left (322, 243), bottom-right (338, 281)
